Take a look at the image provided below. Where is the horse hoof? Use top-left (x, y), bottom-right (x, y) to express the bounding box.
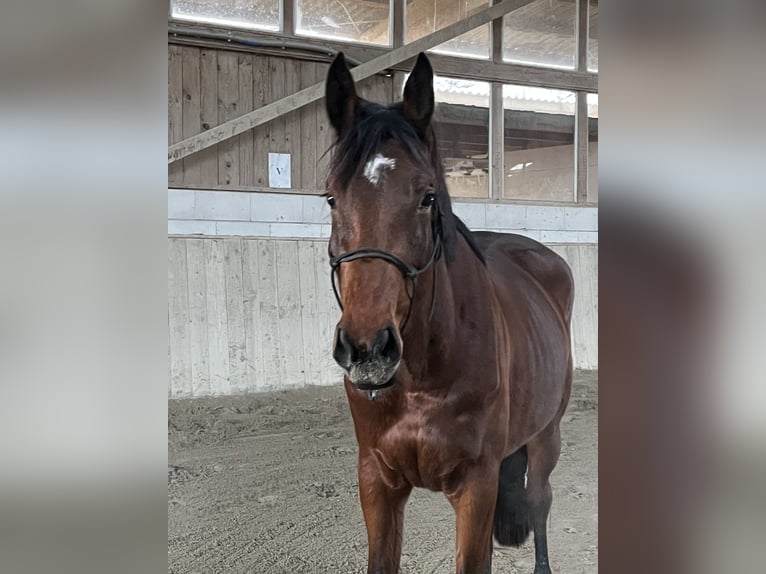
top-left (533, 566), bottom-right (552, 574)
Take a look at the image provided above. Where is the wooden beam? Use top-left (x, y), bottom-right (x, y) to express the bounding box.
top-left (169, 23), bottom-right (597, 91)
top-left (426, 53), bottom-right (595, 91)
top-left (168, 0), bottom-right (535, 164)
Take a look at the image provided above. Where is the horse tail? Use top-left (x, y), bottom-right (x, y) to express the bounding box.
top-left (493, 446), bottom-right (531, 547)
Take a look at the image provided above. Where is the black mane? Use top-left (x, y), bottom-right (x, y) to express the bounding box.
top-left (327, 99), bottom-right (485, 265)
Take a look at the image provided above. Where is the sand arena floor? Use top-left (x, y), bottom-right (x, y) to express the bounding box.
top-left (168, 371), bottom-right (597, 573)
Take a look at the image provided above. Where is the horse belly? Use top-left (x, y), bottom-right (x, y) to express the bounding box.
top-left (497, 285), bottom-right (571, 445)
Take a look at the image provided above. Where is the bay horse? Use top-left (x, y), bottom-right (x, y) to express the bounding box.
top-left (324, 52), bottom-right (574, 574)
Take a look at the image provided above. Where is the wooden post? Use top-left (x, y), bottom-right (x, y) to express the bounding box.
top-left (575, 0), bottom-right (591, 203)
top-left (576, 0), bottom-right (589, 72)
top-left (490, 83), bottom-right (504, 201)
top-left (575, 91), bottom-right (589, 203)
top-left (490, 0), bottom-right (505, 200)
top-left (283, 0), bottom-right (295, 36)
top-left (392, 0), bottom-right (405, 49)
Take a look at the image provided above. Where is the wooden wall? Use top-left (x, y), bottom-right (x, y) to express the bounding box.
top-left (168, 237), bottom-right (597, 397)
top-left (168, 45), bottom-right (396, 193)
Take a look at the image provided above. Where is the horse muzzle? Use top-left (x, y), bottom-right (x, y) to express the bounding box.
top-left (333, 326), bottom-right (402, 389)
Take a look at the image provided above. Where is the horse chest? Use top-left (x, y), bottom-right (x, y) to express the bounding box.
top-left (376, 410), bottom-right (483, 491)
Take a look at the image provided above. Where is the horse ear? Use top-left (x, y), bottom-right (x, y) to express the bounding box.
top-left (402, 53), bottom-right (435, 138)
top-left (326, 52), bottom-right (358, 136)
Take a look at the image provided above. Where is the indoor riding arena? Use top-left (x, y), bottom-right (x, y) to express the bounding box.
top-left (167, 1), bottom-right (598, 572)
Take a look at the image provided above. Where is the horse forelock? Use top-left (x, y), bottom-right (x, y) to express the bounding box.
top-left (326, 99), bottom-right (485, 266)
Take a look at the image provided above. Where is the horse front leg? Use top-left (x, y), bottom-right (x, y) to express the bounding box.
top-left (448, 465), bottom-right (500, 574)
top-left (358, 454), bottom-right (412, 574)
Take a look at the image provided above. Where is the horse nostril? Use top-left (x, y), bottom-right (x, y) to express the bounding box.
top-left (373, 326), bottom-right (401, 365)
top-left (333, 328), bottom-right (356, 369)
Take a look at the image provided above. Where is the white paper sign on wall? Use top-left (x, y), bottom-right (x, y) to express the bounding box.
top-left (268, 153), bottom-right (291, 188)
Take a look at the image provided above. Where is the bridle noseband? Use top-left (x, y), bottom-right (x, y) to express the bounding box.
top-left (328, 219), bottom-right (443, 333)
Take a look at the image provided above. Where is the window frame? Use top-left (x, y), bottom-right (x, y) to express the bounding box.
top-left (167, 0), bottom-right (597, 205)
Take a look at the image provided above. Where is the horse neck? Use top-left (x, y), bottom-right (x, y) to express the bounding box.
top-left (400, 233), bottom-right (489, 384)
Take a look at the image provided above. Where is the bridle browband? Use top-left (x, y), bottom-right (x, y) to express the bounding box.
top-left (328, 217), bottom-right (443, 333)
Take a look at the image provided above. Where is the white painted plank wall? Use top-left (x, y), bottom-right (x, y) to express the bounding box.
top-left (168, 238), bottom-right (598, 397)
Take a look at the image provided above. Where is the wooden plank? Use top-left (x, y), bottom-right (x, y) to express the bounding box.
top-left (284, 58), bottom-right (302, 188)
top-left (375, 74), bottom-right (391, 105)
top-left (551, 244), bottom-right (576, 368)
top-left (568, 245), bottom-right (590, 369)
top-left (297, 241), bottom-right (322, 384)
top-left (168, 239), bottom-right (192, 397)
top-left (199, 49), bottom-right (219, 187)
top-left (315, 61), bottom-right (332, 190)
top-left (185, 239), bottom-right (210, 395)
top-left (252, 55), bottom-right (270, 187)
top-left (204, 239), bottom-right (230, 395)
top-left (181, 47), bottom-right (201, 185)
top-left (315, 240), bottom-right (342, 385)
top-left (168, 45), bottom-right (184, 186)
top-left (168, 0), bottom-right (537, 163)
top-left (276, 240), bottom-right (306, 387)
top-left (257, 239), bottom-right (282, 390)
top-left (269, 56), bottom-right (286, 156)
top-left (581, 244), bottom-right (598, 368)
top-left (242, 239), bottom-right (265, 392)
top-left (218, 51), bottom-right (240, 187)
top-left (238, 53), bottom-right (255, 186)
top-left (300, 60), bottom-right (318, 191)
top-left (224, 238), bottom-right (247, 393)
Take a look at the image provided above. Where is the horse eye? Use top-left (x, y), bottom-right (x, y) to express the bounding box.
top-left (419, 193), bottom-right (436, 209)
top-left (326, 195), bottom-right (336, 209)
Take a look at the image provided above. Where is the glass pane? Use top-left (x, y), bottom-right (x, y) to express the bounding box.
top-left (406, 0), bottom-right (490, 60)
top-left (432, 76), bottom-right (490, 198)
top-left (588, 0), bottom-right (598, 72)
top-left (296, 0), bottom-right (391, 46)
top-left (170, 0), bottom-right (280, 32)
top-left (587, 93), bottom-right (598, 202)
top-left (503, 0), bottom-right (576, 69)
top-left (502, 85), bottom-right (575, 202)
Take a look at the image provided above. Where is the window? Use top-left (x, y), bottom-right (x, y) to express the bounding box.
top-left (170, 0), bottom-right (281, 32)
top-left (406, 0), bottom-right (490, 60)
top-left (503, 0), bottom-right (576, 69)
top-left (295, 0), bottom-right (391, 45)
top-left (432, 76), bottom-right (490, 198)
top-left (588, 0), bottom-right (598, 72)
top-left (503, 85), bottom-right (575, 202)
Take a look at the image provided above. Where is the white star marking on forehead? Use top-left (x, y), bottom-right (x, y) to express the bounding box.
top-left (363, 154), bottom-right (396, 186)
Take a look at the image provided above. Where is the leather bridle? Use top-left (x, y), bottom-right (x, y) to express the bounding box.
top-left (328, 216), bottom-right (443, 333)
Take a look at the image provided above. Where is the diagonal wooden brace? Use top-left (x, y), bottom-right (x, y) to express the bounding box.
top-left (168, 0), bottom-right (534, 164)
